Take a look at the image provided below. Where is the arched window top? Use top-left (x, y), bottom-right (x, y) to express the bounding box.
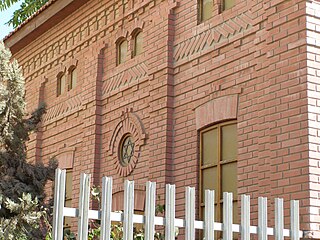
top-left (133, 30), bottom-right (143, 57)
top-left (68, 66), bottom-right (77, 91)
top-left (199, 0), bottom-right (213, 22)
top-left (117, 38), bottom-right (127, 65)
top-left (57, 72), bottom-right (66, 96)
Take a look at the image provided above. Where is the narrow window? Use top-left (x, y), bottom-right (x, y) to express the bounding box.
top-left (68, 67), bottom-right (77, 91)
top-left (133, 31), bottom-right (143, 56)
top-left (57, 74), bottom-right (66, 96)
top-left (199, 0), bottom-right (213, 22)
top-left (200, 121), bottom-right (238, 225)
top-left (64, 169), bottom-right (73, 231)
top-left (117, 40), bottom-right (127, 65)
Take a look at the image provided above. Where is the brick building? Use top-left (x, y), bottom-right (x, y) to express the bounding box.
top-left (3, 0), bottom-right (320, 237)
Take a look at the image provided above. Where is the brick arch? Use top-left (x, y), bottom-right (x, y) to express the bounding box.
top-left (195, 94), bottom-right (239, 130)
top-left (112, 184), bottom-right (145, 211)
top-left (108, 108), bottom-right (147, 177)
top-left (54, 147), bottom-right (76, 169)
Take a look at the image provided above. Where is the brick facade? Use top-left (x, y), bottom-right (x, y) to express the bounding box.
top-left (4, 0), bottom-right (320, 237)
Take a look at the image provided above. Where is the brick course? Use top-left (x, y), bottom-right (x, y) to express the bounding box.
top-left (4, 0), bottom-right (320, 236)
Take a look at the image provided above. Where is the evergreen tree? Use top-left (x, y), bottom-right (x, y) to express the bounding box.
top-left (0, 41), bottom-right (56, 239)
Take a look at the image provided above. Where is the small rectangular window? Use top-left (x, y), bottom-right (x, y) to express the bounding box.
top-left (64, 169), bottom-right (73, 230)
top-left (69, 68), bottom-right (77, 91)
top-left (118, 40), bottom-right (127, 65)
top-left (57, 74), bottom-right (66, 96)
top-left (134, 32), bottom-right (143, 56)
top-left (199, 0), bottom-right (213, 22)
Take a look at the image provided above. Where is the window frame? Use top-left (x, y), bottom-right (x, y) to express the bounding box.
top-left (198, 0), bottom-right (213, 23)
top-left (133, 30), bottom-right (143, 57)
top-left (68, 66), bottom-right (77, 91)
top-left (117, 38), bottom-right (127, 65)
top-left (57, 72), bottom-right (66, 96)
top-left (64, 168), bottom-right (73, 230)
top-left (199, 120), bottom-right (238, 222)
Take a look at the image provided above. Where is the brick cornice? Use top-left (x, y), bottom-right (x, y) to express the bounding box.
top-left (4, 0), bottom-right (89, 55)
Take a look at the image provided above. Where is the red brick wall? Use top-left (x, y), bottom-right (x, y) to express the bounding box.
top-left (6, 0), bottom-right (320, 236)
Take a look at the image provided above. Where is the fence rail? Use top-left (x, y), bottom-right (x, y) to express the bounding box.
top-left (52, 169), bottom-right (303, 240)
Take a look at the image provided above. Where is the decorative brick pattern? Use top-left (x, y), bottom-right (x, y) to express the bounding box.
top-left (5, 0), bottom-right (320, 235)
top-left (174, 13), bottom-right (252, 63)
top-left (42, 95), bottom-right (82, 124)
top-left (102, 62), bottom-right (148, 93)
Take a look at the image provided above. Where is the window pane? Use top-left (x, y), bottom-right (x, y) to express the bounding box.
top-left (201, 0), bottom-right (213, 21)
top-left (222, 124), bottom-right (237, 161)
top-left (119, 41), bottom-right (127, 64)
top-left (233, 201), bottom-right (239, 223)
top-left (60, 75), bottom-right (66, 94)
top-left (202, 128), bottom-right (218, 166)
top-left (134, 32), bottom-right (143, 56)
top-left (224, 0), bottom-right (235, 10)
top-left (66, 171), bottom-right (72, 200)
top-left (221, 162), bottom-right (237, 197)
top-left (202, 167), bottom-right (218, 202)
top-left (70, 68), bottom-right (77, 89)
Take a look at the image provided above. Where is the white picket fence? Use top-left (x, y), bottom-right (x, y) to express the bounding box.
top-left (52, 169), bottom-right (303, 240)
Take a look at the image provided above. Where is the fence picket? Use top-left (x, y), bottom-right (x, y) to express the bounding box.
top-left (275, 198), bottom-right (284, 240)
top-left (223, 192), bottom-right (233, 240)
top-left (52, 169), bottom-right (66, 240)
top-left (123, 180), bottom-right (134, 240)
top-left (145, 181), bottom-right (156, 240)
top-left (204, 190), bottom-right (215, 240)
top-left (77, 173), bottom-right (91, 240)
top-left (185, 187), bottom-right (195, 240)
top-left (165, 184), bottom-right (176, 240)
top-left (291, 200), bottom-right (299, 240)
top-left (258, 197), bottom-right (267, 240)
top-left (100, 176), bottom-right (113, 240)
top-left (51, 169), bottom-right (303, 240)
top-left (241, 195), bottom-right (250, 240)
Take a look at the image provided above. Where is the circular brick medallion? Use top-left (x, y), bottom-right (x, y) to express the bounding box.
top-left (108, 109), bottom-right (147, 177)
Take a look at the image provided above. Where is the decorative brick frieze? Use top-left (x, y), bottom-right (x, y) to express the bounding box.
top-left (102, 61), bottom-right (149, 94)
top-left (42, 95), bottom-right (82, 124)
top-left (19, 0), bottom-right (155, 79)
top-left (174, 12), bottom-right (253, 64)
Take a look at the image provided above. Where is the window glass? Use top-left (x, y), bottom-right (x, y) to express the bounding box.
top-left (202, 128), bottom-right (218, 166)
top-left (57, 74), bottom-right (65, 96)
top-left (118, 40), bottom-right (127, 64)
top-left (222, 124), bottom-right (237, 161)
top-left (134, 32), bottom-right (143, 56)
top-left (201, 0), bottom-right (213, 22)
top-left (200, 121), bottom-right (238, 223)
top-left (64, 170), bottom-right (73, 229)
top-left (223, 0), bottom-right (235, 10)
top-left (221, 162), bottom-right (237, 196)
top-left (69, 68), bottom-right (77, 90)
top-left (202, 167), bottom-right (218, 202)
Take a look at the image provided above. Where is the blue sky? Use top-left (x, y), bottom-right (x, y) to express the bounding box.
top-left (0, 1), bottom-right (23, 41)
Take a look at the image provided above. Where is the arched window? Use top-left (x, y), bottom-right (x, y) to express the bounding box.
top-left (133, 31), bottom-right (143, 56)
top-left (117, 39), bottom-right (127, 65)
top-left (199, 121), bottom-right (238, 225)
top-left (57, 73), bottom-right (66, 96)
top-left (199, 0), bottom-right (213, 22)
top-left (68, 67), bottom-right (77, 91)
